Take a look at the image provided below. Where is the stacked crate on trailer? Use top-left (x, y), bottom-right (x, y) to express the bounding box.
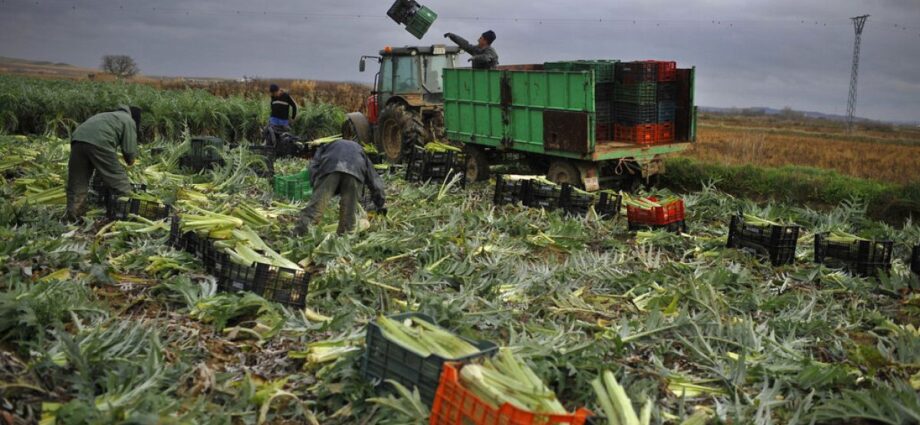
top-left (613, 61), bottom-right (677, 144)
top-left (443, 60), bottom-right (695, 189)
top-left (544, 60), bottom-right (618, 140)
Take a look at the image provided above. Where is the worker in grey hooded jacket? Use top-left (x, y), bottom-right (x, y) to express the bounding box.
top-left (444, 30), bottom-right (499, 70)
top-left (294, 139), bottom-right (386, 235)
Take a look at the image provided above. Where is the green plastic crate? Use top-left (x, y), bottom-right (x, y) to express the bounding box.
top-left (544, 60), bottom-right (618, 83)
top-left (614, 82), bottom-right (658, 104)
top-left (405, 6), bottom-right (437, 39)
top-left (273, 169), bottom-right (312, 201)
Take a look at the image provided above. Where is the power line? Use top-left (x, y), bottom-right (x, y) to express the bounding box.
top-left (3, 0), bottom-right (919, 37)
top-left (2, 0), bottom-right (917, 31)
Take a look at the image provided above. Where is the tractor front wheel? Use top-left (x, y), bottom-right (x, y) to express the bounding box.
top-left (375, 103), bottom-right (425, 163)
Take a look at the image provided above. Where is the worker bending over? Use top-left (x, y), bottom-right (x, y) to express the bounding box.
top-left (294, 139), bottom-right (386, 235)
top-left (444, 30), bottom-right (499, 70)
top-left (65, 105), bottom-right (141, 221)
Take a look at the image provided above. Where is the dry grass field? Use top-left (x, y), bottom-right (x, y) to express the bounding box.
top-left (689, 113), bottom-right (920, 185)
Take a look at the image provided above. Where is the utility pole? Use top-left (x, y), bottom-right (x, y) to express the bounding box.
top-left (846, 15), bottom-right (869, 134)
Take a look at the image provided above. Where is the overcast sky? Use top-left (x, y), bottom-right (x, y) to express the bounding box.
top-left (1, 0), bottom-right (918, 122)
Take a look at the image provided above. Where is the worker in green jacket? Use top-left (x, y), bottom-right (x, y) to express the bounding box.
top-left (65, 105), bottom-right (141, 221)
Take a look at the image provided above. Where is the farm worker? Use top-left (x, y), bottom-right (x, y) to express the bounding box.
top-left (444, 30), bottom-right (499, 70)
top-left (268, 83), bottom-right (298, 128)
top-left (294, 139), bottom-right (386, 235)
top-left (65, 105), bottom-right (141, 221)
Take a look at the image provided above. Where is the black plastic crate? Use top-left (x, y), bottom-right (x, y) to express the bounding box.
top-left (214, 252), bottom-right (260, 293)
top-left (911, 245), bottom-right (920, 275)
top-left (493, 175), bottom-right (528, 206)
top-left (189, 136), bottom-right (224, 161)
top-left (615, 61), bottom-right (658, 84)
top-left (105, 197), bottom-right (172, 221)
top-left (88, 179), bottom-right (147, 206)
top-left (614, 102), bottom-right (657, 125)
top-left (361, 312), bottom-right (498, 407)
top-left (559, 184), bottom-right (595, 216)
top-left (595, 82), bottom-right (615, 101)
top-left (595, 101), bottom-right (613, 124)
top-left (628, 220), bottom-right (687, 233)
top-left (405, 149), bottom-right (467, 186)
top-left (814, 234), bottom-right (893, 278)
top-left (658, 101), bottom-right (676, 122)
top-left (596, 191), bottom-right (622, 218)
top-left (522, 179), bottom-right (561, 210)
top-left (657, 82), bottom-right (677, 101)
top-left (204, 244), bottom-right (310, 308)
top-left (250, 264), bottom-right (310, 309)
top-left (726, 215), bottom-right (800, 266)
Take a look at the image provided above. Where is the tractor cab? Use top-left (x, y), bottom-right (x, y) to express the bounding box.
top-left (346, 45), bottom-right (460, 161)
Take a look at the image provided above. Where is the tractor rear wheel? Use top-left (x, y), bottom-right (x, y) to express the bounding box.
top-left (376, 103), bottom-right (425, 163)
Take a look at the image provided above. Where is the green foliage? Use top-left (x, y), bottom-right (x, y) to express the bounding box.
top-left (0, 75), bottom-right (345, 143)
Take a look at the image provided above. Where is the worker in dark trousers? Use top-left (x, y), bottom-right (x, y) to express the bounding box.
top-left (444, 30), bottom-right (499, 70)
top-left (294, 139), bottom-right (386, 235)
top-left (264, 83), bottom-right (298, 145)
top-left (65, 105), bottom-right (141, 221)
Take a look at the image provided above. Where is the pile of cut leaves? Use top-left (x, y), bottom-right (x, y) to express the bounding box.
top-left (1, 134), bottom-right (919, 425)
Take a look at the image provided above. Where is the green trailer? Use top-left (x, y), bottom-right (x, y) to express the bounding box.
top-left (442, 64), bottom-right (696, 190)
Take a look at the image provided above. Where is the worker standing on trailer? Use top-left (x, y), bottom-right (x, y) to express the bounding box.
top-left (65, 105), bottom-right (141, 221)
top-left (294, 139), bottom-right (386, 235)
top-left (444, 30), bottom-right (499, 70)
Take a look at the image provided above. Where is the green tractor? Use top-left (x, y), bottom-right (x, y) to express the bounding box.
top-left (342, 45), bottom-right (460, 162)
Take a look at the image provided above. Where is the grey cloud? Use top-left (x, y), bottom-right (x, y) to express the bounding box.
top-left (0, 0), bottom-right (918, 121)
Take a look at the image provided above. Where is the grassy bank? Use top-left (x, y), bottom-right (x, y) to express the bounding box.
top-left (662, 157), bottom-right (920, 221)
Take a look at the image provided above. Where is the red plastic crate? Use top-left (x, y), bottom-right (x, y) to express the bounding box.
top-left (614, 123), bottom-right (659, 144)
top-left (626, 196), bottom-right (685, 226)
top-left (657, 122), bottom-right (675, 143)
top-left (430, 363), bottom-right (591, 425)
top-left (644, 60), bottom-right (677, 82)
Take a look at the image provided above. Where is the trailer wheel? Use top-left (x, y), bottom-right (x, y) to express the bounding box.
top-left (465, 145), bottom-right (490, 182)
top-left (547, 160), bottom-right (581, 186)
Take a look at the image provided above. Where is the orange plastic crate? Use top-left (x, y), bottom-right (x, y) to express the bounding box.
top-left (430, 363), bottom-right (591, 425)
top-left (626, 196), bottom-right (685, 226)
top-left (613, 123), bottom-right (658, 144)
top-left (658, 122), bottom-right (675, 143)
